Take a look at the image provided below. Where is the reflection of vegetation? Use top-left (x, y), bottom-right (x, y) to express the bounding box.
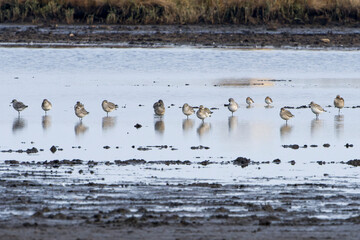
top-left (0, 0), bottom-right (359, 24)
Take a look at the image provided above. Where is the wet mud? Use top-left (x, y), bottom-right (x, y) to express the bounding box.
top-left (1, 24), bottom-right (360, 49)
top-left (0, 159), bottom-right (360, 239)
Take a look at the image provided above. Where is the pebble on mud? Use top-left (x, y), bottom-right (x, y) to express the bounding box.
top-left (134, 123), bottom-right (142, 129)
top-left (323, 143), bottom-right (330, 148)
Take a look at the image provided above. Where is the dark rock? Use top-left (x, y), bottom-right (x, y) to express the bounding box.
top-left (323, 143), bottom-right (330, 148)
top-left (347, 159), bottom-right (360, 167)
top-left (259, 219), bottom-right (271, 226)
top-left (114, 159), bottom-right (146, 165)
top-left (273, 159), bottom-right (281, 164)
top-left (233, 157), bottom-right (251, 168)
top-left (345, 143), bottom-right (354, 148)
top-left (50, 145), bottom-right (57, 153)
top-left (134, 123), bottom-right (142, 129)
top-left (26, 147), bottom-right (38, 154)
top-left (5, 160), bottom-right (19, 165)
top-left (199, 160), bottom-right (211, 166)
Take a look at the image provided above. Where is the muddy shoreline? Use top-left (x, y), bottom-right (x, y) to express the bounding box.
top-left (1, 24), bottom-right (360, 49)
top-left (1, 159), bottom-right (360, 239)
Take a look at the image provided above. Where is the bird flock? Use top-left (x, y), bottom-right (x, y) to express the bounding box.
top-left (10, 95), bottom-right (345, 124)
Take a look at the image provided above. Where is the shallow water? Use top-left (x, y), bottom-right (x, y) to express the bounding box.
top-left (1, 47), bottom-right (360, 163)
top-left (1, 47), bottom-right (360, 222)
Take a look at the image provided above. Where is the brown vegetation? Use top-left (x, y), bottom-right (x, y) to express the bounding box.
top-left (0, 0), bottom-right (360, 24)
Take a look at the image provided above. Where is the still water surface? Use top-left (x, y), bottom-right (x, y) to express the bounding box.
top-left (0, 48), bottom-right (359, 181)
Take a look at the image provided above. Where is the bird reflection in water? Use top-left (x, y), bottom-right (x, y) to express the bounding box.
top-left (154, 119), bottom-right (165, 134)
top-left (12, 117), bottom-right (26, 133)
top-left (42, 115), bottom-right (51, 130)
top-left (102, 116), bottom-right (116, 131)
top-left (75, 121), bottom-right (88, 136)
top-left (197, 122), bottom-right (211, 137)
top-left (228, 116), bottom-right (238, 133)
top-left (280, 124), bottom-right (293, 139)
top-left (311, 118), bottom-right (324, 137)
top-left (264, 105), bottom-right (274, 109)
top-left (334, 114), bottom-right (344, 139)
top-left (182, 119), bottom-right (194, 132)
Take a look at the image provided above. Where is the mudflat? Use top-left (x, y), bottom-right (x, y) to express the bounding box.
top-left (1, 24), bottom-right (360, 49)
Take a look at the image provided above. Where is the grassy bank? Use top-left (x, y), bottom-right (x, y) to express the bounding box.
top-left (0, 0), bottom-right (360, 25)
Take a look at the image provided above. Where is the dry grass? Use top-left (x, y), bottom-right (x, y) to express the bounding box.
top-left (0, 0), bottom-right (359, 24)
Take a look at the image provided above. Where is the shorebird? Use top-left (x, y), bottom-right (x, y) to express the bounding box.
top-left (265, 96), bottom-right (273, 106)
top-left (196, 105), bottom-right (213, 122)
top-left (74, 104), bottom-right (89, 120)
top-left (334, 95), bottom-right (344, 114)
top-left (11, 99), bottom-right (28, 116)
top-left (41, 99), bottom-right (52, 115)
top-left (182, 103), bottom-right (195, 118)
top-left (102, 100), bottom-right (118, 116)
top-left (228, 98), bottom-right (238, 115)
top-left (246, 97), bottom-right (254, 106)
top-left (309, 101), bottom-right (326, 119)
top-left (74, 101), bottom-right (84, 110)
top-left (153, 99), bottom-right (165, 117)
top-left (280, 108), bottom-right (294, 124)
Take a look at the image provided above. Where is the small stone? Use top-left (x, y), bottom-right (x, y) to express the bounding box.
top-left (273, 159), bottom-right (281, 164)
top-left (50, 146), bottom-right (57, 153)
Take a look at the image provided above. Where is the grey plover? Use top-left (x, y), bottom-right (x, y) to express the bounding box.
top-left (74, 104), bottom-right (89, 120)
top-left (41, 99), bottom-right (52, 115)
top-left (246, 97), bottom-right (254, 106)
top-left (196, 105), bottom-right (213, 122)
top-left (11, 99), bottom-right (28, 116)
top-left (309, 101), bottom-right (326, 119)
top-left (280, 108), bottom-right (294, 124)
top-left (74, 101), bottom-right (84, 110)
top-left (182, 103), bottom-right (195, 118)
top-left (153, 99), bottom-right (165, 117)
top-left (265, 96), bottom-right (273, 106)
top-left (102, 100), bottom-right (118, 116)
top-left (228, 98), bottom-right (238, 115)
top-left (334, 95), bottom-right (344, 114)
